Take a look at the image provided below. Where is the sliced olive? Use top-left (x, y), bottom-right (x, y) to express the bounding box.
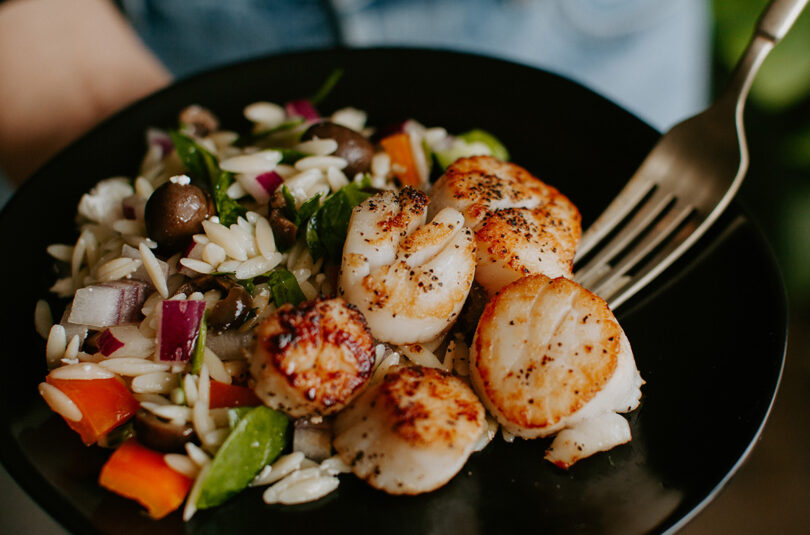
top-left (303, 121), bottom-right (373, 178)
top-left (268, 208), bottom-right (297, 250)
top-left (145, 181), bottom-right (214, 252)
top-left (208, 285), bottom-right (252, 333)
top-left (133, 409), bottom-right (195, 453)
top-left (176, 275), bottom-right (254, 334)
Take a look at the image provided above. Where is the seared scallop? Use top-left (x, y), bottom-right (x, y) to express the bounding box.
top-left (340, 187), bottom-right (476, 345)
top-left (250, 297), bottom-right (375, 418)
top-left (429, 156), bottom-right (581, 295)
top-left (469, 274), bottom-right (643, 467)
top-left (333, 365), bottom-right (485, 494)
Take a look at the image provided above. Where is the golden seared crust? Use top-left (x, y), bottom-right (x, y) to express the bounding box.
top-left (471, 274), bottom-right (620, 434)
top-left (371, 187), bottom-right (428, 235)
top-left (332, 364), bottom-right (486, 495)
top-left (430, 156), bottom-right (581, 294)
top-left (377, 366), bottom-right (484, 447)
top-left (252, 297), bottom-right (375, 417)
top-left (439, 155), bottom-right (556, 213)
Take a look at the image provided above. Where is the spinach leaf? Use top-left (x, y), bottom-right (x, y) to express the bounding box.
top-left (278, 148), bottom-right (309, 165)
top-left (306, 180), bottom-right (372, 261)
top-left (280, 185), bottom-right (321, 228)
top-left (169, 130), bottom-right (245, 226)
top-left (295, 194), bottom-right (322, 227)
top-left (265, 269), bottom-right (306, 307)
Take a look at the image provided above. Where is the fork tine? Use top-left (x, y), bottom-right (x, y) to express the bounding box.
top-left (574, 171), bottom-right (657, 261)
top-left (589, 201), bottom-right (696, 305)
top-left (600, 224), bottom-right (697, 310)
top-left (575, 187), bottom-right (676, 287)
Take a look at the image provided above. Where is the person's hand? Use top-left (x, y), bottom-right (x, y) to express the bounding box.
top-left (0, 0), bottom-right (171, 184)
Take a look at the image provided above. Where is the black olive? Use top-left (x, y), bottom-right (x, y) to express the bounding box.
top-left (133, 409), bottom-right (195, 453)
top-left (268, 208), bottom-right (297, 250)
top-left (145, 181), bottom-right (214, 252)
top-left (207, 284), bottom-right (253, 333)
top-left (303, 121), bottom-right (374, 178)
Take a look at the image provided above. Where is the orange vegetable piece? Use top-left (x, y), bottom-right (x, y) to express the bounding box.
top-left (99, 439), bottom-right (192, 519)
top-left (209, 380), bottom-right (262, 409)
top-left (46, 376), bottom-right (140, 445)
top-left (381, 132), bottom-right (422, 187)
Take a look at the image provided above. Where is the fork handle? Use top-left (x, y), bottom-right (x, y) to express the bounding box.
top-left (724, 0), bottom-right (807, 111)
top-left (757, 0), bottom-right (808, 42)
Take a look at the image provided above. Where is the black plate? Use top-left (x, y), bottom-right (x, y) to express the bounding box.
top-left (0, 48), bottom-right (787, 535)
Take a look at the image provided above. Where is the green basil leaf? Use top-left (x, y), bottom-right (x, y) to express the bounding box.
top-left (265, 269), bottom-right (306, 307)
top-left (211, 171), bottom-right (246, 227)
top-left (281, 185), bottom-right (297, 221)
top-left (307, 181), bottom-right (372, 261)
top-left (295, 194), bottom-right (322, 227)
top-left (278, 148), bottom-right (309, 165)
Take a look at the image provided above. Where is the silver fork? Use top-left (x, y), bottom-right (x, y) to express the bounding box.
top-left (573, 0), bottom-right (807, 310)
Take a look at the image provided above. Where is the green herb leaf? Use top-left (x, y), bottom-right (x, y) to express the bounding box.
top-left (265, 269), bottom-right (306, 307)
top-left (279, 185), bottom-right (321, 230)
top-left (211, 172), bottom-right (246, 227)
top-left (281, 185), bottom-right (297, 221)
top-left (310, 68), bottom-right (344, 106)
top-left (306, 181), bottom-right (372, 261)
top-left (197, 406), bottom-right (289, 509)
top-left (278, 148), bottom-right (309, 165)
top-left (235, 118), bottom-right (306, 147)
top-left (295, 194), bottom-right (322, 227)
top-left (190, 311), bottom-right (208, 375)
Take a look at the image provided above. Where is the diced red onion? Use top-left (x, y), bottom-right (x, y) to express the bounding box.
top-left (121, 194), bottom-right (146, 221)
top-left (157, 300), bottom-right (206, 362)
top-left (235, 171), bottom-right (281, 205)
top-left (146, 128), bottom-right (174, 158)
top-left (60, 306), bottom-right (89, 346)
top-left (256, 171), bottom-right (283, 194)
top-left (68, 281), bottom-right (150, 328)
top-left (97, 329), bottom-right (124, 356)
top-left (285, 100), bottom-right (319, 121)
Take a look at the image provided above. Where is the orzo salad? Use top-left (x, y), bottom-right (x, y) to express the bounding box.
top-left (35, 73), bottom-right (643, 520)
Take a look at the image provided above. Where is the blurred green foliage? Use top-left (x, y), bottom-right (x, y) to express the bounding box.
top-left (713, 1), bottom-right (810, 305)
top-left (715, 0), bottom-right (810, 111)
